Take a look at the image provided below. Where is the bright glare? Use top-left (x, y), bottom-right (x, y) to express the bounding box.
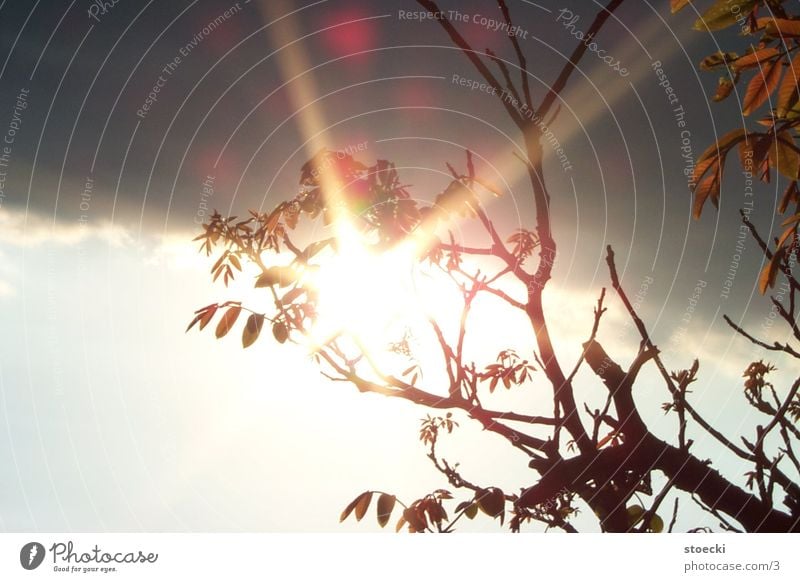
top-left (309, 223), bottom-right (425, 349)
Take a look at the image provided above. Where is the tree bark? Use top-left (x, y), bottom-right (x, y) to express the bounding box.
top-left (519, 433), bottom-right (799, 532)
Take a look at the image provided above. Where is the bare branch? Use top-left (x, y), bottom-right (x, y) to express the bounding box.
top-left (537, 0), bottom-right (626, 120)
top-left (497, 0), bottom-right (532, 108)
top-left (416, 0), bottom-right (525, 127)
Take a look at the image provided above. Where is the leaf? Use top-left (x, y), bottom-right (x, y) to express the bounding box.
top-left (758, 246), bottom-right (786, 294)
top-left (700, 51), bottom-right (739, 71)
top-left (255, 266), bottom-right (295, 288)
top-left (713, 76), bottom-right (736, 102)
top-left (769, 133), bottom-right (800, 180)
top-left (693, 159), bottom-right (722, 219)
top-left (340, 491), bottom-right (370, 523)
top-left (758, 17), bottom-right (800, 37)
top-left (300, 239), bottom-right (330, 261)
top-left (671, 0), bottom-right (692, 13)
top-left (465, 503), bottom-right (478, 519)
top-left (650, 514), bottom-right (664, 533)
top-left (215, 305), bottom-right (241, 339)
top-left (697, 128), bottom-right (747, 164)
top-left (376, 494), bottom-right (396, 528)
top-left (191, 307), bottom-right (216, 331)
top-left (626, 504), bottom-right (645, 526)
top-left (742, 59), bottom-right (782, 116)
top-left (211, 252), bottom-right (227, 275)
top-left (280, 287), bottom-right (305, 306)
top-left (731, 47), bottom-right (780, 71)
top-left (242, 313), bottom-right (265, 348)
top-left (272, 321), bottom-right (289, 344)
top-left (692, 154), bottom-right (719, 185)
top-left (355, 491), bottom-right (373, 521)
top-left (186, 305), bottom-right (218, 333)
top-left (395, 515), bottom-right (407, 533)
top-left (778, 182), bottom-right (799, 214)
top-left (777, 53), bottom-right (800, 118)
top-left (738, 135), bottom-right (757, 168)
top-left (693, 0), bottom-right (756, 31)
top-left (476, 487), bottom-right (505, 518)
top-left (402, 507), bottom-right (427, 532)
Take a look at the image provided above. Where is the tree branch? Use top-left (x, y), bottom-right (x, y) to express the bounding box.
top-left (416, 0), bottom-right (525, 127)
top-left (537, 0), bottom-right (626, 120)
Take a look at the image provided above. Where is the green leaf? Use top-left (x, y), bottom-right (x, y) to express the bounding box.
top-left (465, 503), bottom-right (478, 519)
top-left (242, 313), bottom-right (265, 348)
top-left (376, 494), bottom-right (396, 528)
top-left (693, 0), bottom-right (756, 31)
top-left (626, 504), bottom-right (645, 526)
top-left (650, 514), bottom-right (664, 533)
top-left (215, 306), bottom-right (241, 339)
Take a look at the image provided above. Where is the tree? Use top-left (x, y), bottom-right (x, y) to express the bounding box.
top-left (188, 0), bottom-right (800, 532)
top-left (680, 0), bottom-right (800, 291)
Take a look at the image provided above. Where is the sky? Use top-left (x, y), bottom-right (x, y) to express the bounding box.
top-left (0, 0), bottom-right (797, 532)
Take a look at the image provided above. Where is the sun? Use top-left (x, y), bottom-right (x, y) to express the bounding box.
top-left (307, 223), bottom-right (417, 347)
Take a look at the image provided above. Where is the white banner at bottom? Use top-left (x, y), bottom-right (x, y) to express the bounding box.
top-left (0, 533), bottom-right (796, 581)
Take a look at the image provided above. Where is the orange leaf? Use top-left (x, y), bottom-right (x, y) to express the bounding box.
top-left (395, 515), bottom-right (407, 533)
top-left (769, 133), bottom-right (800, 180)
top-left (693, 160), bottom-right (722, 219)
top-left (354, 491), bottom-right (373, 521)
top-left (670, 0), bottom-right (692, 14)
top-left (713, 76), bottom-right (736, 102)
top-left (742, 59), bottom-right (782, 116)
top-left (738, 136), bottom-right (757, 169)
top-left (186, 305), bottom-right (218, 333)
top-left (692, 154), bottom-right (718, 185)
top-left (778, 182), bottom-right (799, 214)
top-left (759, 247), bottom-right (786, 294)
top-left (697, 128), bottom-right (747, 164)
top-left (777, 53), bottom-right (800, 118)
top-left (215, 305), bottom-right (241, 339)
top-left (340, 491), bottom-right (371, 523)
top-left (757, 17), bottom-right (800, 37)
top-left (732, 47), bottom-right (779, 71)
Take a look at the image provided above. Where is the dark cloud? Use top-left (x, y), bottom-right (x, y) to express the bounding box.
top-left (0, 0), bottom-right (783, 320)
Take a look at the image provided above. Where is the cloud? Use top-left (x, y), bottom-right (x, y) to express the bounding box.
top-left (0, 207), bottom-right (133, 247)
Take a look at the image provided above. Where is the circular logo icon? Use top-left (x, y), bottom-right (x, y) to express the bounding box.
top-left (20, 542), bottom-right (45, 570)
